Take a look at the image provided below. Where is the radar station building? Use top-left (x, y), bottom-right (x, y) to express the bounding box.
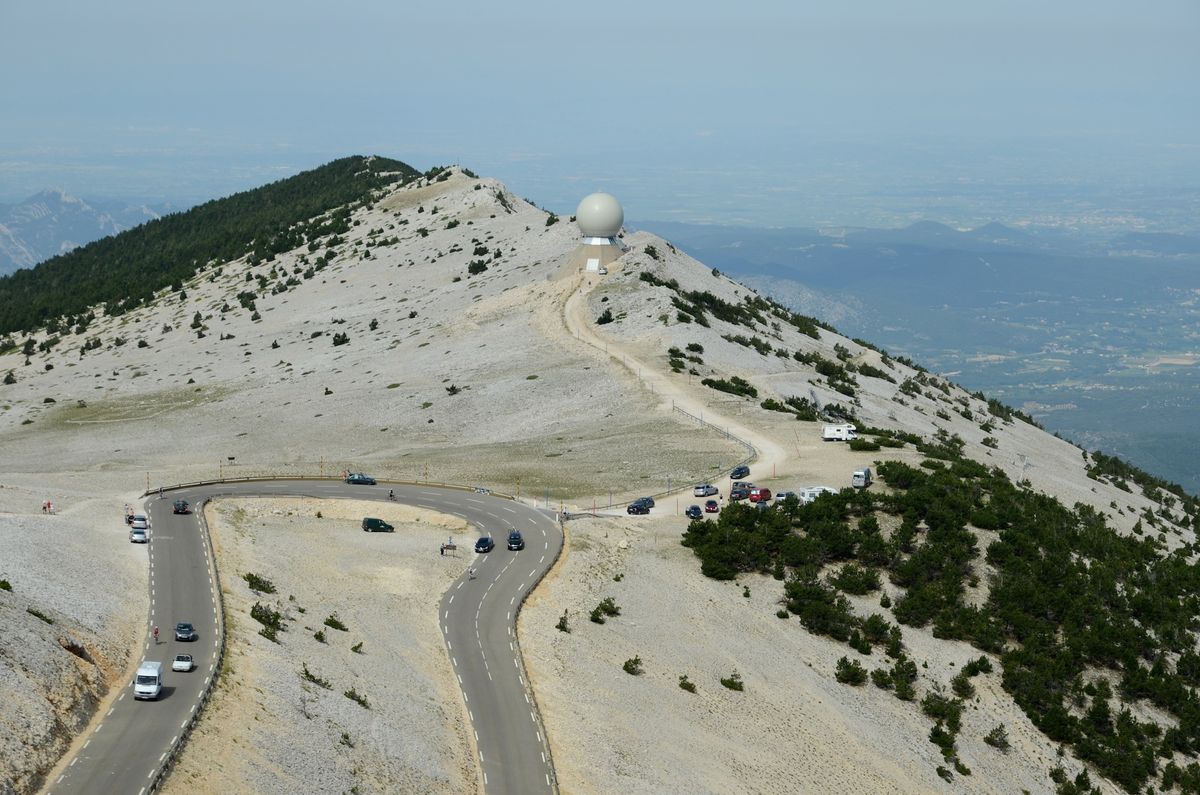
top-left (568, 192), bottom-right (625, 273)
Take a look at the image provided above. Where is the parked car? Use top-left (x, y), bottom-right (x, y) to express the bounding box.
top-left (730, 465), bottom-right (751, 479)
top-left (704, 499), bottom-right (720, 513)
top-left (637, 496), bottom-right (656, 508)
top-left (172, 499), bottom-right (190, 514)
top-left (775, 491), bottom-right (798, 503)
top-left (507, 531), bottom-right (525, 550)
top-left (749, 487), bottom-right (773, 503)
top-left (732, 481), bottom-right (754, 491)
top-left (174, 621), bottom-right (197, 642)
top-left (729, 488), bottom-right (751, 501)
top-left (172, 654), bottom-right (194, 672)
top-left (693, 484), bottom-right (718, 497)
top-left (475, 536), bottom-right (495, 553)
top-left (344, 473), bottom-right (377, 485)
top-left (362, 517), bottom-right (394, 532)
top-left (130, 515), bottom-right (149, 530)
top-left (684, 505), bottom-right (703, 520)
top-left (129, 528), bottom-right (148, 543)
top-left (626, 502), bottom-right (650, 515)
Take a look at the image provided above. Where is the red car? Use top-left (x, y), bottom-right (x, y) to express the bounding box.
top-left (749, 487), bottom-right (773, 503)
top-left (704, 499), bottom-right (720, 513)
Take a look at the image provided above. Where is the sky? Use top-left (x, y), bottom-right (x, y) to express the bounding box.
top-left (2, 0), bottom-right (1197, 229)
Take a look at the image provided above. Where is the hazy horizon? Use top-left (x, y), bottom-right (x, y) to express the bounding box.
top-left (2, 1), bottom-right (1197, 231)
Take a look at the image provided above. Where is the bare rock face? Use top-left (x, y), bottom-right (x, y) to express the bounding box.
top-left (0, 600), bottom-right (110, 795)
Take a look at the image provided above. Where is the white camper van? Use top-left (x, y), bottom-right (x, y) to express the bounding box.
top-left (852, 468), bottom-right (873, 488)
top-left (822, 424), bottom-right (858, 442)
top-left (800, 486), bottom-right (839, 503)
top-left (134, 661), bottom-right (163, 700)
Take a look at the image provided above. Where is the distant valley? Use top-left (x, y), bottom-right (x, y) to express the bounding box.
top-left (651, 220), bottom-right (1200, 492)
top-left (0, 190), bottom-right (180, 275)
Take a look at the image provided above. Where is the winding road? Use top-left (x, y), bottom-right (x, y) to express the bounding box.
top-left (47, 480), bottom-right (561, 795)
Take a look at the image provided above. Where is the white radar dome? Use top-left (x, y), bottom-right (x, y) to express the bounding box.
top-left (576, 192), bottom-right (623, 238)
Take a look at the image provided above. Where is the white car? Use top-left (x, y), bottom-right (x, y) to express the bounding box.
top-left (130, 515), bottom-right (149, 530)
top-left (693, 484), bottom-right (719, 497)
top-left (172, 654), bottom-right (194, 672)
top-left (129, 528), bottom-right (148, 543)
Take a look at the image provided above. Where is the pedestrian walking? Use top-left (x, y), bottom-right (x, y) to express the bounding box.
top-left (440, 544), bottom-right (445, 556)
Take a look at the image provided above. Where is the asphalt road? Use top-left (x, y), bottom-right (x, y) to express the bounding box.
top-left (47, 480), bottom-right (561, 795)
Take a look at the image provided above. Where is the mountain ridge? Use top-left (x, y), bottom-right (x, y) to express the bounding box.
top-left (1, 162), bottom-right (1197, 795)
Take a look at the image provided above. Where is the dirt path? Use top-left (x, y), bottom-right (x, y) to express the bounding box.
top-left (559, 267), bottom-right (790, 492)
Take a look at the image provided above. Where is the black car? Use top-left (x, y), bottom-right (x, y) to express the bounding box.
top-left (475, 536), bottom-right (495, 553)
top-left (345, 473), bottom-right (377, 485)
top-left (626, 502), bottom-right (650, 515)
top-left (730, 465), bottom-right (751, 479)
top-left (362, 517), bottom-right (394, 532)
top-left (730, 488), bottom-right (751, 501)
top-left (684, 505), bottom-right (703, 520)
top-left (175, 621), bottom-right (197, 641)
top-left (172, 499), bottom-right (190, 515)
top-left (507, 531), bottom-right (525, 550)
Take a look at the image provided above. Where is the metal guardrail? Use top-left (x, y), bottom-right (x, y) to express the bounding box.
top-left (142, 475), bottom-right (516, 502)
top-left (144, 496), bottom-right (224, 793)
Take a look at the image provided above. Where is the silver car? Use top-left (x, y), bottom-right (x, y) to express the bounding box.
top-left (693, 484), bottom-right (719, 497)
top-left (130, 515), bottom-right (149, 530)
top-left (129, 528), bottom-right (148, 543)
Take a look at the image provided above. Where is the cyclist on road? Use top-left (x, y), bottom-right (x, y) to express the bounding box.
top-left (152, 626), bottom-right (159, 644)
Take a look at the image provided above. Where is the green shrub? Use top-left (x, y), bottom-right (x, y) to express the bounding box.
top-left (623, 656), bottom-right (643, 675)
top-left (344, 687), bottom-right (370, 708)
top-left (984, 723), bottom-right (1010, 752)
top-left (871, 668), bottom-right (894, 689)
top-left (314, 629), bottom-right (326, 643)
top-left (950, 672), bottom-right (976, 699)
top-left (243, 572), bottom-right (277, 594)
top-left (832, 564), bottom-right (880, 595)
top-left (324, 613), bottom-right (348, 631)
top-left (301, 663), bottom-right (331, 689)
top-left (0, 579), bottom-right (10, 591)
top-left (720, 671), bottom-right (744, 691)
top-left (351, 641), bottom-right (363, 654)
top-left (26, 607), bottom-right (54, 624)
top-left (679, 674), bottom-right (696, 693)
top-left (835, 656), bottom-right (868, 685)
top-left (596, 308), bottom-right (614, 325)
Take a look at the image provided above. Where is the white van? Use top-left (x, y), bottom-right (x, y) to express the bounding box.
top-left (822, 424), bottom-right (858, 442)
top-left (800, 486), bottom-right (839, 503)
top-left (852, 468), bottom-right (873, 488)
top-left (134, 661), bottom-right (163, 700)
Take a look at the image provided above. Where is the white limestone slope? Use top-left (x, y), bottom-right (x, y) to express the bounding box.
top-left (0, 164), bottom-right (1191, 794)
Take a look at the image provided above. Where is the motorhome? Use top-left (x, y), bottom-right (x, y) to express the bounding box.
top-left (821, 424), bottom-right (858, 442)
top-left (134, 661), bottom-right (163, 700)
top-left (852, 468), bottom-right (873, 488)
top-left (800, 486), bottom-right (839, 503)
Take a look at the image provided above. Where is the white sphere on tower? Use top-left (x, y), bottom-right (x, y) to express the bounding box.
top-left (576, 192), bottom-right (623, 239)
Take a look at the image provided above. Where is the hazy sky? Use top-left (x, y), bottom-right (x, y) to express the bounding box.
top-left (2, 1), bottom-right (1197, 228)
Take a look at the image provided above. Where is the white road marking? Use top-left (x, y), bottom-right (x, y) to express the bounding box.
top-left (119, 692), bottom-right (125, 701)
top-left (540, 555), bottom-right (545, 563)
top-left (510, 596), bottom-right (515, 605)
top-left (503, 507), bottom-right (516, 514)
top-left (84, 740), bottom-right (91, 749)
top-left (160, 752), bottom-right (167, 762)
top-left (57, 775), bottom-right (64, 784)
top-left (448, 595), bottom-right (454, 605)
top-left (546, 773), bottom-right (551, 786)
top-left (529, 568), bottom-right (537, 578)
top-left (488, 670), bottom-right (493, 681)
top-left (519, 582), bottom-right (526, 591)
top-left (95, 724), bottom-right (103, 733)
top-left (452, 656), bottom-right (458, 667)
top-left (147, 770), bottom-right (155, 779)
top-left (171, 735), bottom-right (177, 744)
top-left (524, 693), bottom-right (530, 703)
top-left (527, 518), bottom-right (537, 525)
top-left (107, 707), bottom-right (113, 716)
top-left (538, 730), bottom-right (543, 742)
top-left (71, 759), bottom-right (77, 767)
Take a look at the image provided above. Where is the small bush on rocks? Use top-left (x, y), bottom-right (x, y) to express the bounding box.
top-left (623, 656), bottom-right (643, 675)
top-left (720, 670), bottom-right (744, 691)
top-left (679, 675), bottom-right (696, 693)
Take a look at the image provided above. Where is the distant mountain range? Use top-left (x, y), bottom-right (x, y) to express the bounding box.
top-left (0, 190), bottom-right (180, 275)
top-left (647, 218), bottom-right (1200, 493)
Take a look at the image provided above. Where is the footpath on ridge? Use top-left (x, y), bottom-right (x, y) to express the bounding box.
top-left (559, 268), bottom-right (793, 508)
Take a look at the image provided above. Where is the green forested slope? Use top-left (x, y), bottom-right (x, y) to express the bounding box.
top-left (0, 155), bottom-right (419, 335)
